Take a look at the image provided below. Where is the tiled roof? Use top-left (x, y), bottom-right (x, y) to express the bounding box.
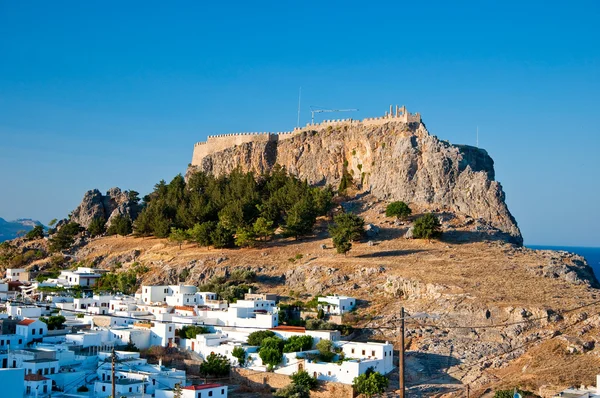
top-left (270, 325), bottom-right (306, 332)
top-left (174, 306), bottom-right (195, 311)
top-left (18, 319), bottom-right (36, 326)
top-left (183, 383), bottom-right (224, 390)
top-left (24, 374), bottom-right (49, 381)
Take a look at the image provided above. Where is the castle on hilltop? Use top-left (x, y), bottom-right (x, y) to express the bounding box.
top-left (191, 105), bottom-right (421, 166)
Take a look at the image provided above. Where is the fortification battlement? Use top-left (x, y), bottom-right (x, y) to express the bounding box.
top-left (191, 105), bottom-right (421, 165)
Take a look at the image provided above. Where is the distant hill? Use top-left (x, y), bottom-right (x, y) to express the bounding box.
top-left (0, 218), bottom-right (44, 242)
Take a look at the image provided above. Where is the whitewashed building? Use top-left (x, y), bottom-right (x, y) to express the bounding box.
top-left (57, 267), bottom-right (104, 288)
top-left (16, 319), bottom-right (47, 343)
top-left (318, 295), bottom-right (356, 315)
top-left (6, 268), bottom-right (28, 282)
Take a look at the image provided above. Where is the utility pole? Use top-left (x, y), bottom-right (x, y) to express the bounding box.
top-left (466, 384), bottom-right (470, 398)
top-left (111, 347), bottom-right (116, 398)
top-left (399, 307), bottom-right (405, 398)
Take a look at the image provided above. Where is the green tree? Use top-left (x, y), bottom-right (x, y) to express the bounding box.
top-left (25, 225), bottom-right (44, 240)
top-left (235, 226), bottom-right (256, 248)
top-left (253, 217), bottom-right (275, 241)
top-left (385, 201), bottom-right (412, 220)
top-left (232, 346), bottom-right (246, 367)
top-left (338, 160), bottom-right (353, 194)
top-left (316, 339), bottom-right (335, 362)
top-left (259, 346), bottom-right (283, 367)
top-left (106, 215), bottom-right (133, 236)
top-left (210, 223), bottom-right (234, 249)
top-left (283, 197), bottom-right (316, 239)
top-left (87, 217), bottom-right (106, 237)
top-left (283, 335), bottom-right (313, 353)
top-left (169, 227), bottom-right (188, 249)
top-left (128, 190), bottom-right (141, 204)
top-left (178, 325), bottom-right (209, 339)
top-left (247, 330), bottom-right (276, 346)
top-left (48, 219), bottom-right (58, 227)
top-left (48, 222), bottom-right (81, 253)
top-left (187, 222), bottom-right (215, 247)
top-left (352, 369), bottom-right (389, 397)
top-left (290, 370), bottom-right (318, 390)
top-left (39, 315), bottom-right (66, 330)
top-left (329, 213), bottom-right (365, 255)
top-left (413, 213), bottom-right (442, 240)
top-left (199, 353), bottom-right (231, 377)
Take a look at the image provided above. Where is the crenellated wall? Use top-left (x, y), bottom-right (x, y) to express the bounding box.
top-left (191, 105), bottom-right (421, 166)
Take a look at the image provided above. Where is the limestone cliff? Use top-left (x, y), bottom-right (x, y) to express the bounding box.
top-left (69, 188), bottom-right (140, 228)
top-left (189, 121), bottom-right (523, 245)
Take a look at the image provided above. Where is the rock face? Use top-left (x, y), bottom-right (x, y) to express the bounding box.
top-left (189, 121), bottom-right (522, 244)
top-left (69, 188), bottom-right (140, 228)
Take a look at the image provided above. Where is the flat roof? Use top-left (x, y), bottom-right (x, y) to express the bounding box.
top-left (183, 383), bottom-right (224, 390)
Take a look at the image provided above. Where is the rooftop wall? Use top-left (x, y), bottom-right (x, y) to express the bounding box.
top-left (190, 105), bottom-right (421, 166)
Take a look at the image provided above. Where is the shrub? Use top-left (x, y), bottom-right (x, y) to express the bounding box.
top-left (385, 201), bottom-right (412, 220)
top-left (283, 335), bottom-right (313, 353)
top-left (493, 389), bottom-right (540, 398)
top-left (178, 325), bottom-right (209, 339)
top-left (199, 353), bottom-right (231, 377)
top-left (328, 213), bottom-right (365, 255)
top-left (232, 346), bottom-right (246, 366)
top-left (413, 213), bottom-right (442, 240)
top-left (247, 330), bottom-right (275, 346)
top-left (316, 339), bottom-right (335, 362)
top-left (106, 215), bottom-right (132, 236)
top-left (259, 346), bottom-right (283, 367)
top-left (290, 370), bottom-right (318, 390)
top-left (25, 225), bottom-right (44, 240)
top-left (353, 368), bottom-right (388, 397)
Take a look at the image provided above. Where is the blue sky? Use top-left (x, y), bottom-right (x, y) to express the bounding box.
top-left (0, 1), bottom-right (598, 246)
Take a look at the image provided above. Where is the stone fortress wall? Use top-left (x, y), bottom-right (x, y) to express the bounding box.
top-left (191, 105), bottom-right (421, 166)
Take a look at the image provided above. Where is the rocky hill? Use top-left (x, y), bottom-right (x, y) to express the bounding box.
top-left (68, 187), bottom-right (140, 228)
top-left (62, 196), bottom-right (599, 397)
top-left (0, 218), bottom-right (43, 242)
top-left (188, 121), bottom-right (522, 245)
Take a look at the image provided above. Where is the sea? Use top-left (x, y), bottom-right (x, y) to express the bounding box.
top-left (528, 245), bottom-right (600, 280)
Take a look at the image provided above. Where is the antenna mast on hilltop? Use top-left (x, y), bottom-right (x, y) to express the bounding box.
top-left (297, 87), bottom-right (302, 128)
top-left (310, 106), bottom-right (358, 124)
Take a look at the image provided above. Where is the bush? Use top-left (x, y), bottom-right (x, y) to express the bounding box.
top-left (385, 201), bottom-right (412, 220)
top-left (247, 330), bottom-right (276, 346)
top-left (328, 213), bottom-right (365, 255)
top-left (316, 339), bottom-right (335, 362)
top-left (106, 215), bottom-right (133, 236)
top-left (48, 222), bottom-right (81, 253)
top-left (199, 353), bottom-right (231, 377)
top-left (413, 213), bottom-right (442, 240)
top-left (274, 383), bottom-right (310, 398)
top-left (25, 225), bottom-right (44, 240)
top-left (352, 368), bottom-right (388, 397)
top-left (39, 315), bottom-right (66, 330)
top-left (259, 346), bottom-right (283, 367)
top-left (178, 325), bottom-right (209, 339)
top-left (494, 389), bottom-right (540, 398)
top-left (283, 335), bottom-right (313, 353)
top-left (232, 346), bottom-right (246, 367)
top-left (290, 370), bottom-right (318, 390)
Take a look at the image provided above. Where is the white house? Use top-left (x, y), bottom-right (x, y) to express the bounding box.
top-left (8, 304), bottom-right (42, 319)
top-left (141, 285), bottom-right (197, 304)
top-left (16, 319), bottom-right (48, 343)
top-left (24, 373), bottom-right (52, 396)
top-left (22, 358), bottom-right (60, 377)
top-left (6, 268), bottom-right (28, 282)
top-left (553, 375), bottom-right (600, 397)
top-left (57, 267), bottom-right (103, 288)
top-left (95, 378), bottom-right (144, 396)
top-left (155, 384), bottom-right (228, 398)
top-left (340, 341), bottom-right (394, 374)
top-left (318, 295), bottom-right (356, 315)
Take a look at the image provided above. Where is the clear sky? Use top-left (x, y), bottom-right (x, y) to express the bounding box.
top-left (0, 1), bottom-right (598, 247)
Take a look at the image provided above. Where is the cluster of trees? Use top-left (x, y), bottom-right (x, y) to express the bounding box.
top-left (93, 264), bottom-right (148, 295)
top-left (25, 225), bottom-right (45, 240)
top-left (48, 222), bottom-right (82, 253)
top-left (494, 389), bottom-right (540, 398)
top-left (134, 167), bottom-right (334, 247)
top-left (248, 330), bottom-right (314, 370)
top-left (385, 201), bottom-right (442, 240)
top-left (197, 269), bottom-right (256, 303)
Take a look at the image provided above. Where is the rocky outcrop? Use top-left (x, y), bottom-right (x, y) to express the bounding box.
top-left (69, 188), bottom-right (140, 228)
top-left (189, 121), bottom-right (522, 244)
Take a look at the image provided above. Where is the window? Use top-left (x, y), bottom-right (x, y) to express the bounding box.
top-left (372, 351), bottom-right (375, 357)
top-left (102, 386), bottom-right (106, 392)
top-left (129, 387), bottom-right (132, 392)
top-left (0, 340), bottom-right (3, 346)
top-left (328, 371), bottom-right (331, 376)
top-left (44, 368), bottom-right (49, 375)
top-left (39, 328), bottom-right (43, 334)
top-left (351, 348), bottom-right (355, 354)
top-left (169, 327), bottom-right (172, 332)
top-left (221, 389), bottom-right (225, 394)
top-left (18, 339), bottom-right (22, 344)
top-left (362, 350), bottom-right (365, 355)
top-left (32, 329), bottom-right (36, 335)
top-left (209, 391), bottom-right (213, 397)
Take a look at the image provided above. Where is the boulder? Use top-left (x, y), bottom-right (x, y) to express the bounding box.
top-left (365, 223), bottom-right (380, 237)
top-left (69, 188), bottom-right (141, 228)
